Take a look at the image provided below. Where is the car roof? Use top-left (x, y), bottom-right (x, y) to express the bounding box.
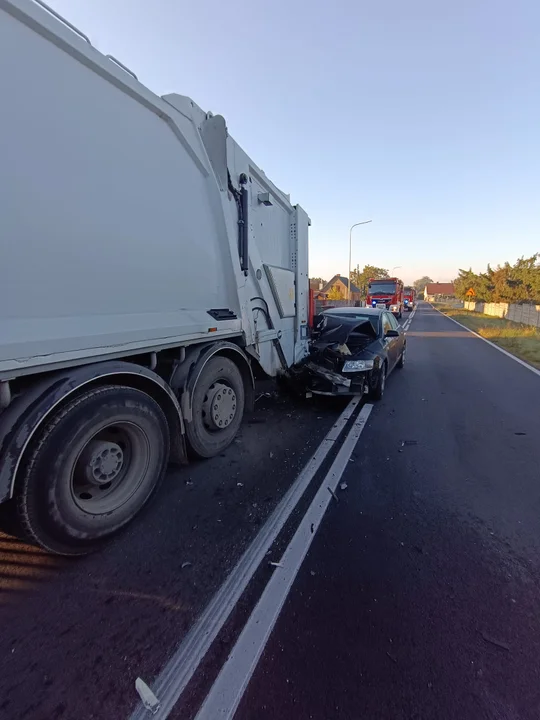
top-left (322, 307), bottom-right (383, 315)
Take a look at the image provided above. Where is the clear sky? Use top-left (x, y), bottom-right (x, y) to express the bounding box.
top-left (47, 0), bottom-right (539, 285)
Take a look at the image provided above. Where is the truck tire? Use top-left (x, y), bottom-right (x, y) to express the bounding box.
top-left (17, 386), bottom-right (169, 555)
top-left (186, 356), bottom-right (245, 459)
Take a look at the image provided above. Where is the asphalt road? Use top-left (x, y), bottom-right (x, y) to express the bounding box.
top-left (233, 303), bottom-right (540, 720)
top-left (3, 303), bottom-right (540, 720)
top-left (0, 387), bottom-right (345, 720)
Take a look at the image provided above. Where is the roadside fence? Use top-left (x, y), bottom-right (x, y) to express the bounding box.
top-left (464, 301), bottom-right (540, 328)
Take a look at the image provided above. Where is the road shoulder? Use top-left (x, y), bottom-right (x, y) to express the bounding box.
top-left (432, 303), bottom-right (540, 376)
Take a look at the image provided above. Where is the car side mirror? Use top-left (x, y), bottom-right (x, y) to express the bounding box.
top-left (385, 329), bottom-right (400, 337)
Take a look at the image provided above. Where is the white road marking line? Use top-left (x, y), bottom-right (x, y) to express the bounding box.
top-left (401, 307), bottom-right (417, 332)
top-left (431, 305), bottom-right (540, 379)
top-left (130, 395), bottom-right (362, 720)
top-left (194, 404), bottom-right (373, 720)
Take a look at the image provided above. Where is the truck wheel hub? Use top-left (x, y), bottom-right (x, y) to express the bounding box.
top-left (82, 440), bottom-right (124, 485)
top-left (203, 383), bottom-right (237, 430)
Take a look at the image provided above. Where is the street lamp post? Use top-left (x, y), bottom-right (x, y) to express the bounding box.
top-left (348, 220), bottom-right (372, 301)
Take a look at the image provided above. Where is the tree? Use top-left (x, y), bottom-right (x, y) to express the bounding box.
top-left (453, 256), bottom-right (540, 303)
top-left (454, 267), bottom-right (492, 301)
top-left (413, 276), bottom-right (433, 294)
top-left (350, 265), bottom-right (389, 298)
top-left (491, 255), bottom-right (540, 303)
top-left (327, 284), bottom-right (344, 300)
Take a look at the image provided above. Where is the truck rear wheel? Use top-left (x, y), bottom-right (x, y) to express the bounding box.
top-left (17, 386), bottom-right (169, 555)
top-left (186, 356), bottom-right (245, 458)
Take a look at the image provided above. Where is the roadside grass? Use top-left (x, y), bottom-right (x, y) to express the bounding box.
top-left (436, 306), bottom-right (540, 369)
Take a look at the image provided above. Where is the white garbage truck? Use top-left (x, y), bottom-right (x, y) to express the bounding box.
top-left (0, 0), bottom-right (311, 554)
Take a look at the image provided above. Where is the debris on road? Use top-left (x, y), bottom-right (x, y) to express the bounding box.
top-left (386, 651), bottom-right (398, 664)
top-left (269, 451), bottom-right (274, 459)
top-left (181, 561), bottom-right (192, 569)
top-left (480, 631), bottom-right (510, 651)
top-left (255, 391), bottom-right (274, 402)
top-left (237, 482), bottom-right (244, 487)
top-left (401, 440), bottom-right (418, 446)
top-left (340, 482), bottom-right (348, 491)
top-left (135, 677), bottom-right (160, 714)
top-left (269, 561), bottom-right (284, 568)
top-left (328, 487), bottom-right (339, 503)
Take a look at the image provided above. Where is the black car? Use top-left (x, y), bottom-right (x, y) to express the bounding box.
top-left (307, 307), bottom-right (406, 399)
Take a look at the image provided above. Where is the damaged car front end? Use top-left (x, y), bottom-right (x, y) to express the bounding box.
top-left (303, 313), bottom-right (381, 396)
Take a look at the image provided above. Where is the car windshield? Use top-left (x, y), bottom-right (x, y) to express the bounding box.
top-left (369, 282), bottom-right (397, 294)
top-left (325, 312), bottom-right (378, 332)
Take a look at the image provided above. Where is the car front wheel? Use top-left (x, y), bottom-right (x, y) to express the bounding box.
top-left (370, 363), bottom-right (387, 401)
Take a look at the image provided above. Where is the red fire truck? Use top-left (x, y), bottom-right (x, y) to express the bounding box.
top-left (367, 277), bottom-right (404, 318)
top-left (403, 286), bottom-right (416, 312)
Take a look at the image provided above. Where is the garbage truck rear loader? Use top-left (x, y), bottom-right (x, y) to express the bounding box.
top-left (0, 0), bottom-right (310, 554)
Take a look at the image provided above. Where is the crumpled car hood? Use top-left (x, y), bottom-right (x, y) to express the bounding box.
top-left (312, 314), bottom-right (377, 357)
top-left (301, 314), bottom-right (379, 394)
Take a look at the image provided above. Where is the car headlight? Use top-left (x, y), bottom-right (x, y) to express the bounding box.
top-left (390, 304), bottom-right (398, 311)
top-left (342, 359), bottom-right (374, 372)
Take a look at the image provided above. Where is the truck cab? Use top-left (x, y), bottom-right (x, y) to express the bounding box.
top-left (366, 278), bottom-right (404, 319)
top-left (403, 286), bottom-right (416, 312)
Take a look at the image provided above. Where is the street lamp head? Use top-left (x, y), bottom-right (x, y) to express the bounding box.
top-left (350, 220), bottom-right (373, 232)
top-left (348, 220), bottom-right (373, 301)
